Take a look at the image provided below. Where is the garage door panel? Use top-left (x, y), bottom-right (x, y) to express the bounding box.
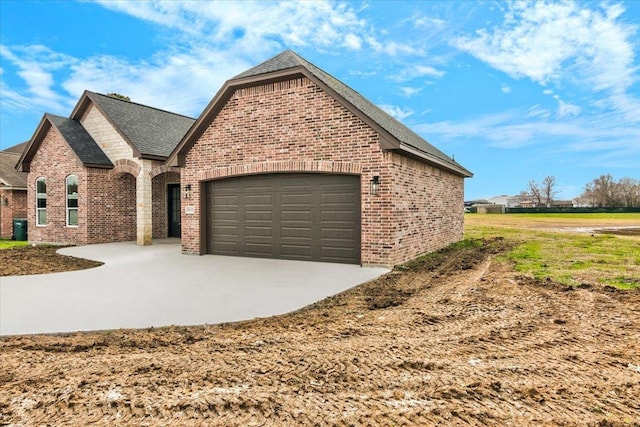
top-left (281, 227), bottom-right (312, 238)
top-left (321, 193), bottom-right (357, 204)
top-left (321, 228), bottom-right (356, 239)
top-left (245, 243), bottom-right (273, 257)
top-left (207, 173), bottom-right (360, 264)
top-left (245, 226), bottom-right (273, 237)
top-left (245, 211), bottom-right (273, 222)
top-left (281, 245), bottom-right (312, 259)
top-left (281, 211), bottom-right (312, 222)
top-left (281, 193), bottom-right (313, 204)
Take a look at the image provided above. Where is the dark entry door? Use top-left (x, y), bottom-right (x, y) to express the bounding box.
top-left (168, 184), bottom-right (181, 237)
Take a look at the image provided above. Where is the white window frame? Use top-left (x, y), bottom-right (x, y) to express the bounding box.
top-left (66, 175), bottom-right (78, 227)
top-left (36, 177), bottom-right (47, 226)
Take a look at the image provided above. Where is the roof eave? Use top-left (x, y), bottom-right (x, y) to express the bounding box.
top-left (393, 144), bottom-right (473, 178)
top-left (139, 153), bottom-right (168, 162)
top-left (16, 114), bottom-right (53, 173)
top-left (84, 163), bottom-right (114, 169)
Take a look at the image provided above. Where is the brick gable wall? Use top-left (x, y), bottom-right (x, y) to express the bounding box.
top-left (27, 125), bottom-right (139, 245)
top-left (181, 76), bottom-right (465, 266)
top-left (27, 126), bottom-right (89, 245)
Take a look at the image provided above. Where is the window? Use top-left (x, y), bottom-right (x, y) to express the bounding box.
top-left (36, 177), bottom-right (47, 225)
top-left (66, 175), bottom-right (78, 226)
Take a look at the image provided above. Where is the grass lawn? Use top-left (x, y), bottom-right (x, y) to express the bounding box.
top-left (0, 240), bottom-right (29, 250)
top-left (465, 213), bottom-right (640, 289)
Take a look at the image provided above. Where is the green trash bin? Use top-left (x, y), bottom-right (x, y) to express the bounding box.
top-left (12, 218), bottom-right (27, 241)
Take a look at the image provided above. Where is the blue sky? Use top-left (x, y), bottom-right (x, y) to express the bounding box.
top-left (1, 0), bottom-right (638, 200)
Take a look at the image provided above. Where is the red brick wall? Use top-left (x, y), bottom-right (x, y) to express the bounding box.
top-left (86, 169), bottom-right (136, 243)
top-left (388, 153), bottom-right (465, 265)
top-left (152, 172), bottom-right (180, 239)
top-left (27, 127), bottom-right (89, 245)
top-left (181, 76), bottom-right (465, 266)
top-left (0, 189), bottom-right (27, 239)
top-left (28, 125), bottom-right (138, 245)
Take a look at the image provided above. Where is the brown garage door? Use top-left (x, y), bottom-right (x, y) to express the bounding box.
top-left (206, 173), bottom-right (361, 264)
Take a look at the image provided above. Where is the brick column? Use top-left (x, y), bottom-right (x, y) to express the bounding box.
top-left (136, 159), bottom-right (153, 245)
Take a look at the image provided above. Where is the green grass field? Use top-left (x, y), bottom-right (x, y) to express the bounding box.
top-left (0, 240), bottom-right (29, 250)
top-left (465, 213), bottom-right (640, 289)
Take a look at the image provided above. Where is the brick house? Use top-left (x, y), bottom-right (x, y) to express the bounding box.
top-left (16, 92), bottom-right (194, 245)
top-left (169, 51), bottom-right (472, 266)
top-left (17, 50), bottom-right (471, 266)
top-left (0, 143), bottom-right (28, 239)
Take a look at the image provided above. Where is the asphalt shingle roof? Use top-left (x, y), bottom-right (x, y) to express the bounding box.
top-left (47, 114), bottom-right (113, 167)
top-left (235, 51), bottom-right (471, 176)
top-left (2, 142), bottom-right (28, 155)
top-left (0, 151), bottom-right (27, 188)
top-left (89, 93), bottom-right (196, 158)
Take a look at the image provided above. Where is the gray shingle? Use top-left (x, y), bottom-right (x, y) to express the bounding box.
top-left (47, 114), bottom-right (113, 167)
top-left (89, 93), bottom-right (196, 158)
top-left (1, 142), bottom-right (28, 155)
top-left (235, 51), bottom-right (471, 176)
top-left (0, 151), bottom-right (27, 188)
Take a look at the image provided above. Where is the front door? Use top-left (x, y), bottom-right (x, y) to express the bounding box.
top-left (168, 184), bottom-right (181, 237)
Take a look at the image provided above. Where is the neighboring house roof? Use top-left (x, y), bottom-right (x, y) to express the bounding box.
top-left (0, 151), bottom-right (27, 189)
top-left (16, 114), bottom-right (113, 172)
top-left (71, 91), bottom-right (196, 160)
top-left (171, 50), bottom-right (472, 177)
top-left (2, 141), bottom-right (28, 154)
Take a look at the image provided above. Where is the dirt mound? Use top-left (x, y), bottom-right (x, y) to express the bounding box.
top-left (1, 238), bottom-right (639, 426)
top-left (0, 245), bottom-right (103, 276)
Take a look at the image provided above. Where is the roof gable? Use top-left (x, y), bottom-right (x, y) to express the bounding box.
top-left (0, 151), bottom-right (27, 188)
top-left (16, 114), bottom-right (113, 172)
top-left (72, 91), bottom-right (196, 159)
top-left (1, 142), bottom-right (28, 155)
top-left (171, 50), bottom-right (471, 177)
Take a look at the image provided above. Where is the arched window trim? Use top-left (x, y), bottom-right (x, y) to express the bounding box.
top-left (36, 177), bottom-right (47, 226)
top-left (66, 175), bottom-right (79, 227)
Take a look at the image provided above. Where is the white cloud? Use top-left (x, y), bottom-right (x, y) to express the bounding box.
top-left (557, 100), bottom-right (581, 118)
top-left (95, 0), bottom-right (368, 53)
top-left (415, 108), bottom-right (640, 169)
top-left (0, 45), bottom-right (76, 112)
top-left (391, 64), bottom-right (446, 82)
top-left (344, 33), bottom-right (362, 50)
top-left (454, 1), bottom-right (639, 119)
top-left (527, 105), bottom-right (551, 119)
top-left (1, 0), bottom-right (381, 117)
top-left (501, 85), bottom-right (512, 94)
top-left (379, 104), bottom-right (414, 120)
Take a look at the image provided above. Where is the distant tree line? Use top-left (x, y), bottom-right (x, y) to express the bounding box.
top-left (577, 175), bottom-right (640, 207)
top-left (520, 176), bottom-right (558, 207)
top-left (521, 174), bottom-right (639, 208)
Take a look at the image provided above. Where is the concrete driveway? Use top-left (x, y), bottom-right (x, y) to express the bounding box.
top-left (0, 240), bottom-right (388, 336)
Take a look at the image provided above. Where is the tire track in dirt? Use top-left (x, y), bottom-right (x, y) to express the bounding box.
top-left (2, 239), bottom-right (639, 426)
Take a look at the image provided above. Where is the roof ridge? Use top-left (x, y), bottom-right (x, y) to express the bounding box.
top-left (88, 91), bottom-right (196, 120)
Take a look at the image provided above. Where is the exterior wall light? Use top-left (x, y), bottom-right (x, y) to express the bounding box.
top-left (182, 184), bottom-right (192, 199)
top-left (370, 175), bottom-right (380, 196)
top-left (2, 196), bottom-right (8, 206)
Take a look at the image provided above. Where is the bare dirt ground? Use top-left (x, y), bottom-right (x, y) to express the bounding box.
top-left (0, 245), bottom-right (102, 276)
top-left (1, 238), bottom-right (639, 426)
